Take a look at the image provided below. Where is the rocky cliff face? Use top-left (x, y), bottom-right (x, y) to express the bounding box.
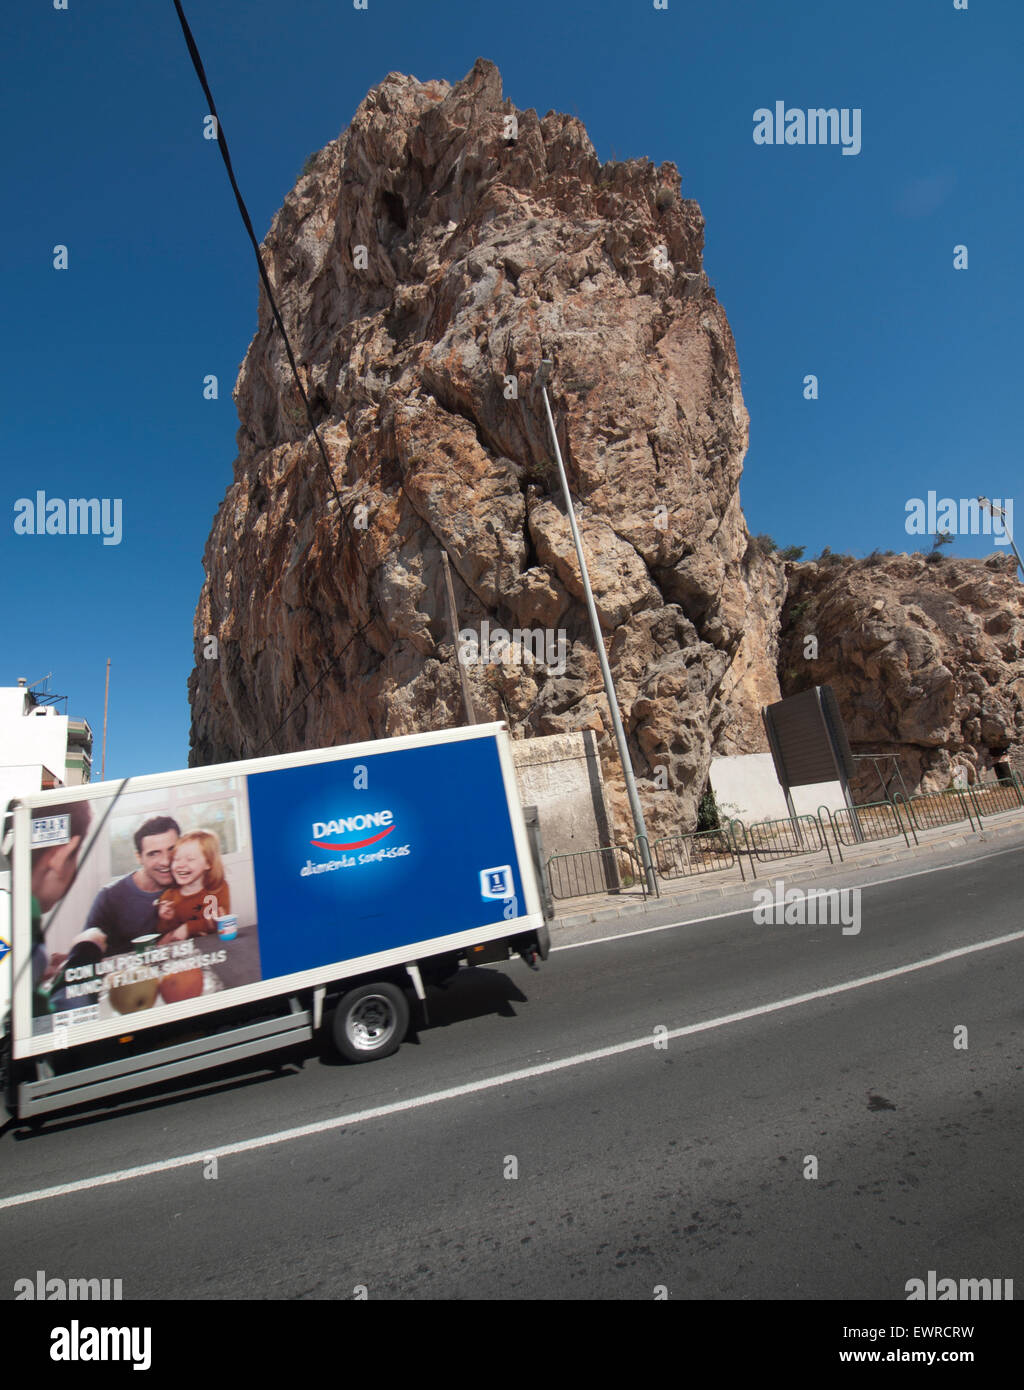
top-left (188, 58), bottom-right (1022, 833)
top-left (778, 553), bottom-right (1024, 795)
top-left (188, 58), bottom-right (783, 836)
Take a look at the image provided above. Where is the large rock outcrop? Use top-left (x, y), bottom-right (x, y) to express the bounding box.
top-left (187, 58), bottom-right (1023, 833)
top-left (188, 59), bottom-right (782, 837)
top-left (778, 552), bottom-right (1024, 794)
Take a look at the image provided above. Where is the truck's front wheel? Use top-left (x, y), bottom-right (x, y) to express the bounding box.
top-left (332, 982), bottom-right (409, 1063)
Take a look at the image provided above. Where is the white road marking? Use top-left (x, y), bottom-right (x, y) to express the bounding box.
top-left (553, 842), bottom-right (1024, 951)
top-left (2, 926), bottom-right (1023, 1212)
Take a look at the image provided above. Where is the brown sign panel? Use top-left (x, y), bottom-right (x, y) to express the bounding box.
top-left (762, 686), bottom-right (855, 789)
top-left (819, 684), bottom-right (855, 778)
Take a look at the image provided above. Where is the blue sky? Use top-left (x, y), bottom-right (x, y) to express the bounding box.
top-left (2, 0), bottom-right (1020, 779)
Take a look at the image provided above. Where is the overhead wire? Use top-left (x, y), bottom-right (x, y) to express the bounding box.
top-left (171, 1), bottom-right (376, 754)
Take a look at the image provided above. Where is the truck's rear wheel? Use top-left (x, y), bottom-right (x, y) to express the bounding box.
top-left (332, 982), bottom-right (409, 1063)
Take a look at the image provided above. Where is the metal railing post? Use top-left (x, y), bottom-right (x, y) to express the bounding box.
top-left (817, 815), bottom-right (835, 865)
top-left (729, 819), bottom-right (755, 879)
top-left (818, 806), bottom-right (843, 862)
top-left (1011, 770), bottom-right (1024, 808)
top-left (892, 793), bottom-right (919, 845)
top-left (957, 786), bottom-right (978, 832)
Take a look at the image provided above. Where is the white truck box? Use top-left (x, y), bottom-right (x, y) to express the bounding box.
top-left (0, 722), bottom-right (549, 1120)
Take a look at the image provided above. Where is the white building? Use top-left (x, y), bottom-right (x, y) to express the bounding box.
top-left (0, 679), bottom-right (93, 814)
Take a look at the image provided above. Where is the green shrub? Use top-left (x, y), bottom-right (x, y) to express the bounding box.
top-left (520, 457), bottom-right (557, 490)
top-left (696, 787), bottom-right (721, 832)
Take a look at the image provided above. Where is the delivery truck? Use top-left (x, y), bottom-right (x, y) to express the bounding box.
top-left (0, 722), bottom-right (551, 1122)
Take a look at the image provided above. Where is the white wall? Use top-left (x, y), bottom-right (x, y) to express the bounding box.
top-left (0, 690), bottom-right (68, 790)
top-left (0, 765), bottom-right (51, 818)
top-left (710, 752), bottom-right (848, 826)
top-left (789, 781), bottom-right (848, 819)
top-left (0, 688), bottom-right (31, 721)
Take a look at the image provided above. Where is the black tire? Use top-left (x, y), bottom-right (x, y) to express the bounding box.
top-left (331, 982), bottom-right (409, 1063)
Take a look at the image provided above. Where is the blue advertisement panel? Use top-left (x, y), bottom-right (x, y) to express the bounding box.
top-left (244, 734), bottom-right (525, 977)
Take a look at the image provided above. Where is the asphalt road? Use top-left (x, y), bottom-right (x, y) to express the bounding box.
top-left (1, 843), bottom-right (1022, 1300)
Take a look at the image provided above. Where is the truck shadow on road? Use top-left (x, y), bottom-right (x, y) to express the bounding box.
top-left (3, 969), bottom-right (532, 1137)
top-left (3, 1057), bottom-right (308, 1141)
top-left (315, 966), bottom-right (530, 1066)
top-left (424, 966), bottom-right (529, 1025)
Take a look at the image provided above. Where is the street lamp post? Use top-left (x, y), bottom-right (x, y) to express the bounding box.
top-left (534, 359), bottom-right (658, 896)
top-left (978, 497), bottom-right (1023, 579)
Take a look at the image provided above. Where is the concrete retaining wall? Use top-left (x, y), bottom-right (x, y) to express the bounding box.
top-left (511, 731), bottom-right (613, 860)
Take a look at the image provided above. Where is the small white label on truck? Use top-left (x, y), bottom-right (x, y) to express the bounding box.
top-left (30, 814), bottom-right (71, 847)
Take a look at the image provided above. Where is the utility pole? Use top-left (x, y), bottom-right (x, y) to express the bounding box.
top-left (440, 550), bottom-right (476, 725)
top-left (101, 658), bottom-right (110, 780)
top-left (534, 359), bottom-right (658, 896)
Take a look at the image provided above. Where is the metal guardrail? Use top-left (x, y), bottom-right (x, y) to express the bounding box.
top-left (547, 843), bottom-right (649, 901)
top-left (741, 814), bottom-right (833, 865)
top-left (893, 789), bottom-right (976, 834)
top-left (967, 775), bottom-right (1024, 821)
top-left (649, 828), bottom-right (745, 883)
top-left (818, 801), bottom-right (915, 860)
top-left (549, 776), bottom-right (1024, 912)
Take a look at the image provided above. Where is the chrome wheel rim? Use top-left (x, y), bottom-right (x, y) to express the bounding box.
top-left (345, 995), bottom-right (396, 1051)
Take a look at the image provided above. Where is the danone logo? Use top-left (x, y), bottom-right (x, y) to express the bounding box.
top-left (311, 809), bottom-right (395, 851)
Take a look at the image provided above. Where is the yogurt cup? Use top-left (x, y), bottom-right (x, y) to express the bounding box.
top-left (216, 915), bottom-right (238, 941)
